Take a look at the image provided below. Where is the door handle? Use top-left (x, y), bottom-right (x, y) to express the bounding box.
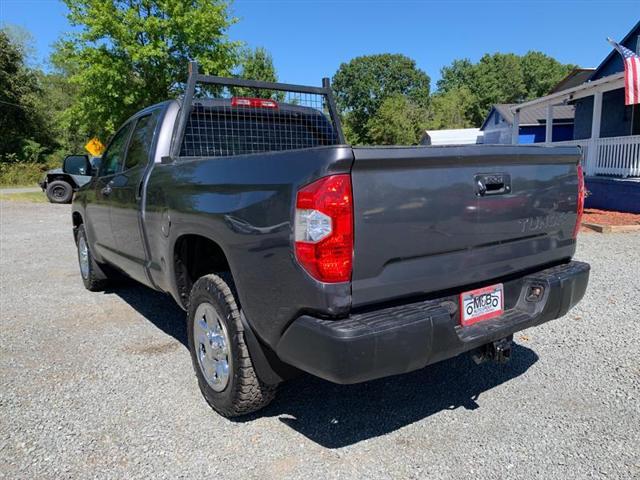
top-left (475, 173), bottom-right (511, 196)
top-left (101, 184), bottom-right (113, 196)
top-left (476, 179), bottom-right (487, 196)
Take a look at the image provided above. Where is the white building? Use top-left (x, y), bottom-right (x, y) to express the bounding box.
top-left (419, 128), bottom-right (482, 146)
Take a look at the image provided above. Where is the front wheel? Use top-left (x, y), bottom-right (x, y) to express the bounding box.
top-left (76, 224), bottom-right (110, 291)
top-left (46, 180), bottom-right (73, 204)
top-left (187, 274), bottom-right (276, 417)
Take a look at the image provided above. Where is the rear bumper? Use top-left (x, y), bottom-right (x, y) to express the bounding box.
top-left (276, 261), bottom-right (590, 384)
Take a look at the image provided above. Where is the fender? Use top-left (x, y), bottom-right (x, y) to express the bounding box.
top-left (45, 172), bottom-right (79, 189)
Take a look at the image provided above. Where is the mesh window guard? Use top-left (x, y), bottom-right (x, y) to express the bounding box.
top-left (174, 62), bottom-right (344, 158)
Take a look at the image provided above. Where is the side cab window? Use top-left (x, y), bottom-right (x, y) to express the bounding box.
top-left (99, 123), bottom-right (133, 177)
top-left (124, 110), bottom-right (161, 170)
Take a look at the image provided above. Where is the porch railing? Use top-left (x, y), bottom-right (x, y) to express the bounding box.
top-left (553, 135), bottom-right (640, 178)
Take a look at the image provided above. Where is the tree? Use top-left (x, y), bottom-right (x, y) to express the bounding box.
top-left (521, 51), bottom-right (576, 99)
top-left (0, 29), bottom-right (53, 160)
top-left (39, 71), bottom-right (85, 152)
top-left (235, 47), bottom-right (281, 99)
top-left (2, 24), bottom-right (37, 65)
top-left (436, 52), bottom-right (576, 126)
top-left (366, 93), bottom-right (428, 145)
top-left (332, 54), bottom-right (430, 144)
top-left (427, 86), bottom-right (476, 130)
top-left (436, 58), bottom-right (474, 93)
top-left (52, 0), bottom-right (241, 140)
top-left (471, 53), bottom-right (526, 122)
top-left (238, 47), bottom-right (277, 84)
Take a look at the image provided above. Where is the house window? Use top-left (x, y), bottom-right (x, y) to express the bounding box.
top-left (623, 104), bottom-right (640, 135)
top-left (601, 88), bottom-right (630, 138)
top-left (494, 113), bottom-right (500, 125)
top-left (623, 103), bottom-right (640, 135)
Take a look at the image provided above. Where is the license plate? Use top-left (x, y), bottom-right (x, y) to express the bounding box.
top-left (459, 283), bottom-right (504, 326)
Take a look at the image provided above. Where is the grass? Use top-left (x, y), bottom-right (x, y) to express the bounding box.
top-left (0, 157), bottom-right (61, 187)
top-left (0, 191), bottom-right (48, 203)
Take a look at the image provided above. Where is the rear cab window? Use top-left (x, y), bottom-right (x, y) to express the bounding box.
top-left (180, 100), bottom-right (338, 157)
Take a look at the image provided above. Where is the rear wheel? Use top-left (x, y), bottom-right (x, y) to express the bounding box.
top-left (187, 274), bottom-right (276, 417)
top-left (76, 224), bottom-right (110, 291)
top-left (46, 180), bottom-right (73, 204)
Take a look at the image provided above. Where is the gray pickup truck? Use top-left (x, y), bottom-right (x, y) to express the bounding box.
top-left (67, 63), bottom-right (589, 417)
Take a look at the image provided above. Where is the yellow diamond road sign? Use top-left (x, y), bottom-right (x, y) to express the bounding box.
top-left (84, 137), bottom-right (105, 157)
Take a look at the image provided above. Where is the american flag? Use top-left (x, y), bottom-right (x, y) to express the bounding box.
top-left (607, 38), bottom-right (640, 105)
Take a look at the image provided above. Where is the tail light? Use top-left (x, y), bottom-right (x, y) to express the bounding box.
top-left (294, 175), bottom-right (353, 283)
top-left (573, 164), bottom-right (585, 239)
top-left (231, 97), bottom-right (278, 109)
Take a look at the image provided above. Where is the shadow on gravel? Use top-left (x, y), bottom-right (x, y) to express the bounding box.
top-left (110, 283), bottom-right (188, 346)
top-left (258, 344), bottom-right (538, 448)
top-left (111, 283), bottom-right (539, 449)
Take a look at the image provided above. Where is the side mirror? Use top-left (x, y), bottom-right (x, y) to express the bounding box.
top-left (63, 155), bottom-right (92, 176)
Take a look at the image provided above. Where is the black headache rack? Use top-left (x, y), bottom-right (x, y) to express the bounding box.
top-left (171, 61), bottom-right (345, 158)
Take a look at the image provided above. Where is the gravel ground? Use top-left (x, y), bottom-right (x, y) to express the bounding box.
top-left (0, 187), bottom-right (41, 194)
top-left (1, 201), bottom-right (639, 479)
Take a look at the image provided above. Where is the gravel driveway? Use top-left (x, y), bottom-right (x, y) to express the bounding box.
top-left (0, 187), bottom-right (41, 194)
top-left (1, 200), bottom-right (638, 479)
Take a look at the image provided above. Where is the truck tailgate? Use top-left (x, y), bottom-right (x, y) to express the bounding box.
top-left (350, 145), bottom-right (582, 307)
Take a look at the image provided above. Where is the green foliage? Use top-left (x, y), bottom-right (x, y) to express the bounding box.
top-left (333, 51), bottom-right (573, 144)
top-left (521, 51), bottom-right (576, 99)
top-left (0, 162), bottom-right (46, 186)
top-left (19, 139), bottom-right (46, 163)
top-left (39, 71), bottom-right (86, 153)
top-left (426, 86), bottom-right (475, 130)
top-left (52, 0), bottom-right (241, 140)
top-left (366, 94), bottom-right (428, 145)
top-left (0, 29), bottom-right (55, 159)
top-left (0, 154), bottom-right (60, 186)
top-left (332, 54), bottom-right (430, 144)
top-left (471, 53), bottom-right (526, 123)
top-left (238, 47), bottom-right (277, 83)
top-left (436, 58), bottom-right (474, 93)
top-left (234, 47), bottom-right (282, 99)
top-left (437, 52), bottom-right (576, 126)
top-left (331, 51), bottom-right (574, 144)
top-left (2, 7), bottom-right (283, 172)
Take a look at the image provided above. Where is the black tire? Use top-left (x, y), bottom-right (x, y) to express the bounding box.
top-left (76, 224), bottom-right (110, 291)
top-left (46, 180), bottom-right (73, 204)
top-left (187, 274), bottom-right (276, 417)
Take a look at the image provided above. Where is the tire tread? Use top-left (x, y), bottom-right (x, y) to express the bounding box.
top-left (188, 273), bottom-right (276, 417)
top-left (77, 224), bottom-right (109, 292)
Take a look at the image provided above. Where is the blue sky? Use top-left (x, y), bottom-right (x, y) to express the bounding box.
top-left (1, 0), bottom-right (638, 88)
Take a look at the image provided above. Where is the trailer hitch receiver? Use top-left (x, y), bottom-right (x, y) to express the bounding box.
top-left (472, 335), bottom-right (513, 365)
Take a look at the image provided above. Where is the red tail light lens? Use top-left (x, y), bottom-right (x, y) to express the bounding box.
top-left (231, 97), bottom-right (278, 109)
top-left (294, 175), bottom-right (353, 283)
top-left (573, 164), bottom-right (585, 239)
